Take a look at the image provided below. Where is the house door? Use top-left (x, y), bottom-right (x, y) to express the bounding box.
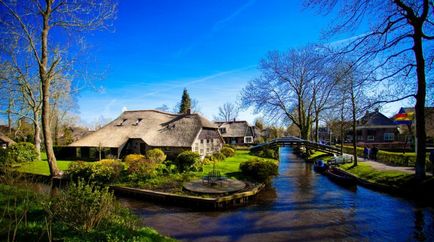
top-left (140, 143), bottom-right (146, 154)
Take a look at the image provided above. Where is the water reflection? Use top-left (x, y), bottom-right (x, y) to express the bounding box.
top-left (118, 147), bottom-right (433, 241)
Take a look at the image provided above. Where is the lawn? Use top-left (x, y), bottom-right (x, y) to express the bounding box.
top-left (200, 150), bottom-right (277, 178)
top-left (15, 152), bottom-right (85, 176)
top-left (339, 162), bottom-right (414, 187)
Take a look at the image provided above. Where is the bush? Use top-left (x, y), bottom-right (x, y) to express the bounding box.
top-left (251, 148), bottom-right (277, 159)
top-left (174, 151), bottom-right (200, 172)
top-left (240, 158), bottom-right (278, 182)
top-left (212, 152), bottom-right (226, 161)
top-left (50, 179), bottom-right (116, 232)
top-left (220, 147), bottom-right (235, 157)
top-left (146, 148), bottom-right (167, 163)
top-left (127, 159), bottom-right (159, 179)
top-left (6, 142), bottom-right (38, 163)
top-left (123, 154), bottom-right (145, 164)
top-left (67, 160), bottom-right (122, 185)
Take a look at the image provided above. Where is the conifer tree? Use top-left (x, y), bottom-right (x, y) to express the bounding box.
top-left (179, 88), bottom-right (192, 114)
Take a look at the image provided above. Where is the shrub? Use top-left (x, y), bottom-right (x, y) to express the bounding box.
top-left (100, 159), bottom-right (124, 176)
top-left (123, 154), bottom-right (145, 164)
top-left (50, 179), bottom-right (116, 232)
top-left (240, 158), bottom-right (278, 182)
top-left (67, 161), bottom-right (121, 185)
top-left (174, 151), bottom-right (200, 172)
top-left (6, 142), bottom-right (38, 163)
top-left (127, 159), bottom-right (159, 179)
top-left (212, 152), bottom-right (226, 161)
top-left (251, 148), bottom-right (277, 159)
top-left (223, 144), bottom-right (236, 149)
top-left (220, 147), bottom-right (235, 157)
top-left (146, 148), bottom-right (167, 163)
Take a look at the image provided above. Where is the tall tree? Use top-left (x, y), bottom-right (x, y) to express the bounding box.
top-left (215, 102), bottom-right (239, 121)
top-left (179, 88), bottom-right (192, 114)
top-left (305, 0), bottom-right (433, 178)
top-left (241, 46), bottom-right (328, 140)
top-left (0, 0), bottom-right (117, 177)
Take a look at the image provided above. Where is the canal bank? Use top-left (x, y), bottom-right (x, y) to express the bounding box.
top-left (121, 147), bottom-right (434, 241)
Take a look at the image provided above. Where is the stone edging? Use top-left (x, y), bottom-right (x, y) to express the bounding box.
top-left (110, 183), bottom-right (265, 209)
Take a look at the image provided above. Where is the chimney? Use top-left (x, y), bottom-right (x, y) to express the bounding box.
top-left (186, 108), bottom-right (191, 115)
top-left (233, 118), bottom-right (236, 122)
top-left (375, 108), bottom-right (379, 112)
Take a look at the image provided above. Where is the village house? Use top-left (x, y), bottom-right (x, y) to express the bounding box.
top-left (346, 109), bottom-right (404, 149)
top-left (68, 109), bottom-right (224, 160)
top-left (216, 120), bottom-right (256, 145)
top-left (0, 132), bottom-right (15, 149)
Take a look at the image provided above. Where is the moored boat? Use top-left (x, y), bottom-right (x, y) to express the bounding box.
top-left (313, 160), bottom-right (328, 173)
top-left (324, 167), bottom-right (357, 187)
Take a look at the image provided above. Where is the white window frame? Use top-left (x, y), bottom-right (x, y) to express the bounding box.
top-left (367, 135), bottom-right (375, 141)
top-left (244, 136), bottom-right (254, 144)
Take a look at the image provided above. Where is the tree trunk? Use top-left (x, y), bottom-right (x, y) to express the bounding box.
top-left (40, 3), bottom-right (60, 177)
top-left (315, 113), bottom-right (319, 143)
top-left (413, 23), bottom-right (426, 180)
top-left (33, 110), bottom-right (41, 160)
top-left (351, 90), bottom-right (358, 166)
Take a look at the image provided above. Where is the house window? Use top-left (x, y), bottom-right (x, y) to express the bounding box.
top-left (357, 136), bottom-right (363, 141)
top-left (207, 139), bottom-right (210, 144)
top-left (200, 149), bottom-right (204, 155)
top-left (244, 136), bottom-right (253, 143)
top-left (384, 133), bottom-right (394, 141)
top-left (219, 128), bottom-right (226, 134)
top-left (200, 139), bottom-right (204, 144)
top-left (367, 135), bottom-right (375, 141)
top-left (206, 148), bottom-right (210, 153)
top-left (117, 119), bottom-right (127, 126)
top-left (133, 118), bottom-right (142, 126)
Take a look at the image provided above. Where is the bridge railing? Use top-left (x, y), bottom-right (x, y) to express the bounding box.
top-left (250, 136), bottom-right (342, 155)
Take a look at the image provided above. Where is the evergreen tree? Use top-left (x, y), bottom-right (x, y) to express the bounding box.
top-left (179, 88), bottom-right (192, 114)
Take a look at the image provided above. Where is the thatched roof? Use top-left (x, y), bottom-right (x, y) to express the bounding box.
top-left (216, 121), bottom-right (255, 138)
top-left (69, 110), bottom-right (218, 148)
top-left (0, 132), bottom-right (15, 145)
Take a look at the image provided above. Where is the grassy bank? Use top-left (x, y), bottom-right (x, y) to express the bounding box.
top-left (0, 183), bottom-right (174, 241)
top-left (338, 162), bottom-right (415, 188)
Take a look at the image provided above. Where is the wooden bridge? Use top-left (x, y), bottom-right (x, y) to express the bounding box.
top-left (250, 136), bottom-right (342, 155)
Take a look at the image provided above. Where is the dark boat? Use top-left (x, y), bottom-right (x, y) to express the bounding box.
top-left (313, 160), bottom-right (328, 173)
top-left (324, 167), bottom-right (357, 187)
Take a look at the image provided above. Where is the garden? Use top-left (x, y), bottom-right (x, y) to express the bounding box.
top-left (0, 142), bottom-right (279, 241)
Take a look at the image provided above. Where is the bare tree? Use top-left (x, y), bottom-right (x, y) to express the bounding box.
top-left (241, 46), bottom-right (329, 140)
top-left (215, 102), bottom-right (239, 121)
top-left (305, 0), bottom-right (433, 178)
top-left (0, 0), bottom-right (117, 176)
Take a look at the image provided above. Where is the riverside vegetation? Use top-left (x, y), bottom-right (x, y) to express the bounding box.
top-left (1, 143), bottom-right (278, 241)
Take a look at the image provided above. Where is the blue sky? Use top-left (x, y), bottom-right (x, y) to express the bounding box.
top-left (75, 0), bottom-right (404, 127)
top-left (78, 0), bottom-right (333, 126)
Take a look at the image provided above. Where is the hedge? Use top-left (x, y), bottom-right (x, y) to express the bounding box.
top-left (341, 146), bottom-right (432, 171)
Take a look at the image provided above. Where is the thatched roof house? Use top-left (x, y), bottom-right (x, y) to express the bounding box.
top-left (69, 110), bottom-right (223, 160)
top-left (0, 132), bottom-right (15, 149)
top-left (216, 120), bottom-right (256, 145)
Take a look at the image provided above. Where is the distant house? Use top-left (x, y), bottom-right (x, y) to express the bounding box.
top-left (69, 110), bottom-right (224, 160)
top-left (396, 107), bottom-right (434, 146)
top-left (347, 109), bottom-right (399, 144)
top-left (216, 120), bottom-right (256, 145)
top-left (0, 132), bottom-right (15, 149)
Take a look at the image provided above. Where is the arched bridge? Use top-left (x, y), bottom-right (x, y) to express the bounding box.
top-left (250, 136), bottom-right (342, 155)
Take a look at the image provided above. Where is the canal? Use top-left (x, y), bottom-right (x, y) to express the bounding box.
top-left (120, 147), bottom-right (434, 241)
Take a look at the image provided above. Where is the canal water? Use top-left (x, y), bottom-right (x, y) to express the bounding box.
top-left (120, 147), bottom-right (434, 241)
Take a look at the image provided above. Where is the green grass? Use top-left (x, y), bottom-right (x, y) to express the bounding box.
top-left (200, 150), bottom-right (277, 178)
top-left (339, 162), bottom-right (414, 187)
top-left (0, 184), bottom-right (175, 241)
top-left (15, 152), bottom-right (88, 176)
